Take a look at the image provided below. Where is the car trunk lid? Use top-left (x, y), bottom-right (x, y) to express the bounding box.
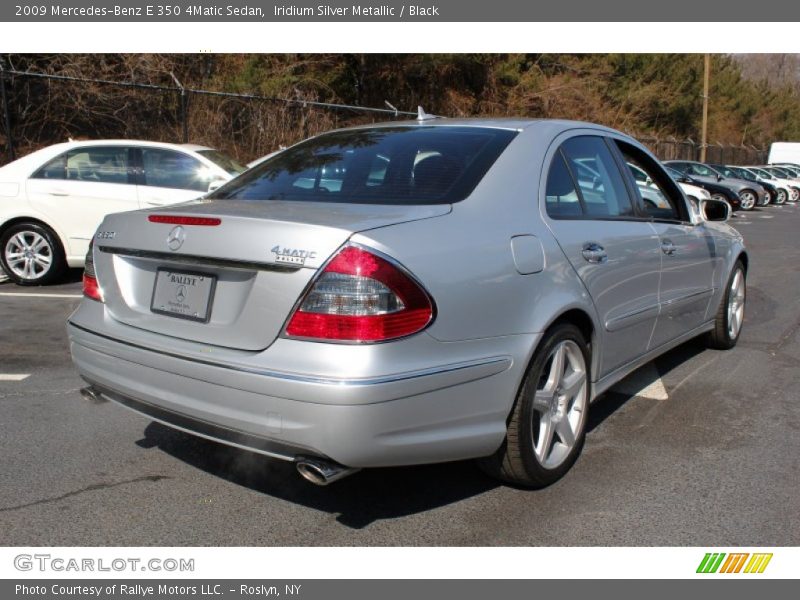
top-left (92, 199), bottom-right (449, 351)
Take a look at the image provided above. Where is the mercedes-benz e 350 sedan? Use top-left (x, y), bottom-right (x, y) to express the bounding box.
top-left (68, 119), bottom-right (747, 488)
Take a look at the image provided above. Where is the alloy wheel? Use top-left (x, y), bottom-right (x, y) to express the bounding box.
top-left (727, 269), bottom-right (745, 340)
top-left (531, 340), bottom-right (588, 469)
top-left (4, 230), bottom-right (54, 281)
top-left (739, 191), bottom-right (756, 210)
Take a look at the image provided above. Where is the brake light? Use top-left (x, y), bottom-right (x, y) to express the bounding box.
top-left (83, 273), bottom-right (103, 302)
top-left (285, 245), bottom-right (434, 342)
top-left (148, 215), bottom-right (221, 226)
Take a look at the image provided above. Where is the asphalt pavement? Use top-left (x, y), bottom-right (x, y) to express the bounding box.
top-left (1, 206), bottom-right (798, 546)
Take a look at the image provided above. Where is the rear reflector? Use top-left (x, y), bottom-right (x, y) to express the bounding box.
top-left (148, 215), bottom-right (221, 226)
top-left (83, 274), bottom-right (103, 302)
top-left (285, 245), bottom-right (434, 343)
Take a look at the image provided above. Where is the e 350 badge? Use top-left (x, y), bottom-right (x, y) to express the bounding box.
top-left (271, 245), bottom-right (317, 266)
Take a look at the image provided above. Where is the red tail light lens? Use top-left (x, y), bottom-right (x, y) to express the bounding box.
top-left (285, 245), bottom-right (434, 342)
top-left (82, 274), bottom-right (103, 302)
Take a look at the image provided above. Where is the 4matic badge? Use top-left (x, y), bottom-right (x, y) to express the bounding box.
top-left (271, 245), bottom-right (316, 266)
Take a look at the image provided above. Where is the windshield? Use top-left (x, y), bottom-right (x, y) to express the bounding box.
top-left (198, 149), bottom-right (247, 176)
top-left (749, 167), bottom-right (773, 179)
top-left (731, 167), bottom-right (756, 181)
top-left (665, 167), bottom-right (685, 181)
top-left (766, 167), bottom-right (791, 178)
top-left (710, 165), bottom-right (736, 178)
top-left (209, 126), bottom-right (517, 205)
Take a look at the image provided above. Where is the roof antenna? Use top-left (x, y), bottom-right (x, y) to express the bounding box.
top-left (416, 106), bottom-right (438, 121)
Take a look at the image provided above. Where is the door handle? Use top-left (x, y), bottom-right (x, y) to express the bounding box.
top-left (581, 242), bottom-right (608, 264)
top-left (661, 239), bottom-right (677, 256)
top-left (48, 190), bottom-right (69, 197)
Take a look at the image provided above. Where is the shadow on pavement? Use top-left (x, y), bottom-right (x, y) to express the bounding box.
top-left (139, 421), bottom-right (498, 529)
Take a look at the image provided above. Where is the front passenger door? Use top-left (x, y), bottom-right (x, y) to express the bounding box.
top-left (615, 142), bottom-right (717, 348)
top-left (135, 147), bottom-right (219, 207)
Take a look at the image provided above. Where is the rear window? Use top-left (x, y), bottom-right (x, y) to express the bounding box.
top-left (209, 126), bottom-right (517, 205)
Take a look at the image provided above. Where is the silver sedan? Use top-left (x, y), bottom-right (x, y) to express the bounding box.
top-left (68, 119), bottom-right (747, 488)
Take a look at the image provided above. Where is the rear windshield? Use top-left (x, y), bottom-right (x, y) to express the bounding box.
top-left (208, 126), bottom-right (517, 205)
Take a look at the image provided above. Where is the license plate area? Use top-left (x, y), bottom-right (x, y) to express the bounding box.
top-left (150, 268), bottom-right (216, 323)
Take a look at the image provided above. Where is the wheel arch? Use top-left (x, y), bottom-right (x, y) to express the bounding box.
top-left (0, 215), bottom-right (68, 256)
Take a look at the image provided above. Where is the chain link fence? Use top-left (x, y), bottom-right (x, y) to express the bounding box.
top-left (636, 135), bottom-right (768, 166)
top-left (0, 67), bottom-right (415, 166)
top-left (0, 67), bottom-right (770, 168)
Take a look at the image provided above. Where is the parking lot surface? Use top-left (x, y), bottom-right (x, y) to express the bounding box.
top-left (1, 207), bottom-right (798, 546)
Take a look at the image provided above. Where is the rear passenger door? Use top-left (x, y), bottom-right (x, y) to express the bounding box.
top-left (614, 141), bottom-right (717, 348)
top-left (544, 135), bottom-right (662, 377)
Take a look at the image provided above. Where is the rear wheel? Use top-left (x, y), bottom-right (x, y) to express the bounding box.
top-left (707, 260), bottom-right (746, 350)
top-left (479, 323), bottom-right (590, 488)
top-left (0, 222), bottom-right (66, 286)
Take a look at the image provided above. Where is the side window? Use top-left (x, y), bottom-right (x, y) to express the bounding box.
top-left (32, 155), bottom-right (67, 180)
top-left (545, 152), bottom-right (582, 217)
top-left (141, 148), bottom-right (212, 192)
top-left (560, 136), bottom-right (635, 218)
top-left (64, 147), bottom-right (130, 184)
top-left (615, 142), bottom-right (685, 221)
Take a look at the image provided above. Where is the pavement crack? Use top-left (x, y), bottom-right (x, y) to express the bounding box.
top-left (0, 475), bottom-right (170, 513)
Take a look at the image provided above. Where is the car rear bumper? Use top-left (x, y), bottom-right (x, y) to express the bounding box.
top-left (67, 308), bottom-right (534, 468)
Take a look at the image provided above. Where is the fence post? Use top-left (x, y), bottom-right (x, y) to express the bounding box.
top-left (170, 72), bottom-right (188, 143)
top-left (0, 61), bottom-right (14, 162)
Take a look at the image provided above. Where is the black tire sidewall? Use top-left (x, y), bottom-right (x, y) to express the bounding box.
top-left (0, 222), bottom-right (65, 286)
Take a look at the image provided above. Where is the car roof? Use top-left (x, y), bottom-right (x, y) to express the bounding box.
top-left (335, 117), bottom-right (624, 135)
top-left (43, 140), bottom-right (214, 152)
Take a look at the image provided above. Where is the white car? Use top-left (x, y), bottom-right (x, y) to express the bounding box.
top-left (746, 166), bottom-right (800, 203)
top-left (0, 140), bottom-right (246, 285)
top-left (630, 163), bottom-right (710, 205)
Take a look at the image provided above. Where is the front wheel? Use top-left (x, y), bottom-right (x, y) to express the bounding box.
top-left (707, 260), bottom-right (746, 350)
top-left (738, 190), bottom-right (757, 211)
top-left (775, 189), bottom-right (787, 205)
top-left (0, 222), bottom-right (66, 286)
top-left (479, 323), bottom-right (590, 488)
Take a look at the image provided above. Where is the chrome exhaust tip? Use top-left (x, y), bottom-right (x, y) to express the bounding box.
top-left (80, 386), bottom-right (107, 404)
top-left (295, 456), bottom-right (360, 486)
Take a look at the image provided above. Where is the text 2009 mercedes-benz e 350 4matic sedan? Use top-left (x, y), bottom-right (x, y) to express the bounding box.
top-left (68, 119), bottom-right (747, 488)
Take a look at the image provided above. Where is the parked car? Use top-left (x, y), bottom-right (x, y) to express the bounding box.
top-left (708, 164), bottom-right (771, 206)
top-left (745, 166), bottom-right (800, 203)
top-left (69, 119), bottom-right (747, 488)
top-left (663, 166), bottom-right (741, 210)
top-left (0, 140), bottom-right (246, 285)
top-left (664, 161), bottom-right (766, 210)
top-left (725, 165), bottom-right (788, 205)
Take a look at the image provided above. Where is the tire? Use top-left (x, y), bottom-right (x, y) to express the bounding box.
top-left (0, 222), bottom-right (66, 286)
top-left (479, 323), bottom-right (590, 488)
top-left (775, 189), bottom-right (787, 205)
top-left (707, 260), bottom-right (746, 350)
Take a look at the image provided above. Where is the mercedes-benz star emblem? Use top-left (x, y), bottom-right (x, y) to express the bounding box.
top-left (167, 226), bottom-right (186, 251)
top-left (176, 285), bottom-right (187, 303)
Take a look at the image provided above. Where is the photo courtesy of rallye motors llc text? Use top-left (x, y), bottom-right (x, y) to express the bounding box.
top-left (14, 584), bottom-right (299, 597)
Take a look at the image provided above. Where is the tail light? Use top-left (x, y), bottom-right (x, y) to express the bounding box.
top-left (82, 240), bottom-right (103, 302)
top-left (285, 244), bottom-right (434, 343)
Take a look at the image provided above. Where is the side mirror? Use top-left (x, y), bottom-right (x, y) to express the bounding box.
top-left (716, 174), bottom-right (723, 182)
top-left (207, 179), bottom-right (225, 193)
top-left (700, 198), bottom-right (731, 222)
